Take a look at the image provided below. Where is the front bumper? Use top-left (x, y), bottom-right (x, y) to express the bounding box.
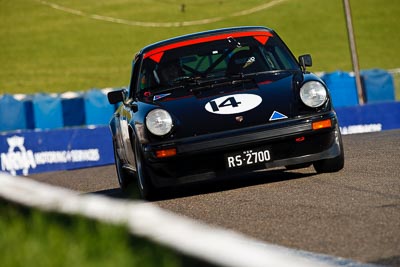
top-left (141, 112), bottom-right (342, 187)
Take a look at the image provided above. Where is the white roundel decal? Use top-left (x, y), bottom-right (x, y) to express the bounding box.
top-left (205, 94), bottom-right (262, 115)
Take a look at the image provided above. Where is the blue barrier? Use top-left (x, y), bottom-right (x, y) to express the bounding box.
top-left (0, 89), bottom-right (117, 132)
top-left (84, 89), bottom-right (115, 125)
top-left (0, 94), bottom-right (34, 132)
top-left (321, 71), bottom-right (359, 107)
top-left (361, 69), bottom-right (395, 103)
top-left (0, 126), bottom-right (113, 176)
top-left (336, 102), bottom-right (400, 134)
top-left (61, 92), bottom-right (86, 127)
top-left (33, 93), bottom-right (64, 130)
top-left (321, 69), bottom-right (396, 107)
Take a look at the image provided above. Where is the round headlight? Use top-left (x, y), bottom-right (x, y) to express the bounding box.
top-left (300, 81), bottom-right (327, 108)
top-left (145, 109), bottom-right (173, 136)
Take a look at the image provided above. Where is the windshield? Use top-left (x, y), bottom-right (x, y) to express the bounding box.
top-left (137, 34), bottom-right (299, 94)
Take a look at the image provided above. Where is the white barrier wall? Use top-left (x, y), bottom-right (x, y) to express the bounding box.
top-left (0, 173), bottom-right (336, 267)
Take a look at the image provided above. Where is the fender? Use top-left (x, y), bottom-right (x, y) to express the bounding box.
top-left (119, 118), bottom-right (136, 167)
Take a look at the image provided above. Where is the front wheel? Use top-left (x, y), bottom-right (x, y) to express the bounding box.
top-left (313, 128), bottom-right (345, 173)
top-left (134, 142), bottom-right (156, 200)
top-left (313, 151), bottom-right (344, 173)
top-left (113, 140), bottom-right (133, 190)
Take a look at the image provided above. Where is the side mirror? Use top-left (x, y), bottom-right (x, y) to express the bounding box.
top-left (299, 54), bottom-right (312, 71)
top-left (107, 89), bottom-right (126, 104)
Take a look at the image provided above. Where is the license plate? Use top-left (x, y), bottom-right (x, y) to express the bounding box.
top-left (225, 147), bottom-right (272, 169)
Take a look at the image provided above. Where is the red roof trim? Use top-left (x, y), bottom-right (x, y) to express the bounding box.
top-left (149, 52), bottom-right (164, 63)
top-left (254, 35), bottom-right (270, 45)
top-left (143, 31), bottom-right (273, 61)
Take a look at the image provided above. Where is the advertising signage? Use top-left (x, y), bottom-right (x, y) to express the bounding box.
top-left (0, 126), bottom-right (114, 176)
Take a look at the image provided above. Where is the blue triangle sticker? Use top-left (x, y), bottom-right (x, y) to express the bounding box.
top-left (153, 93), bottom-right (171, 101)
top-left (269, 111), bottom-right (288, 121)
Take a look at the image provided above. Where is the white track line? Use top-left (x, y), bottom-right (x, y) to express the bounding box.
top-left (0, 172), bottom-right (338, 267)
top-left (34, 0), bottom-right (288, 27)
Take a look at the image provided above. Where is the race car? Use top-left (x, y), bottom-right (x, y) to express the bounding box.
top-left (108, 26), bottom-right (344, 199)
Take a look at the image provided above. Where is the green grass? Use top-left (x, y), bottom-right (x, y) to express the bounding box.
top-left (393, 73), bottom-right (400, 99)
top-left (0, 201), bottom-right (211, 267)
top-left (1, 0), bottom-right (399, 95)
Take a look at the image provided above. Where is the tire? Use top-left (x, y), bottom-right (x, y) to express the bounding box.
top-left (313, 129), bottom-right (345, 173)
top-left (113, 140), bottom-right (133, 190)
top-left (134, 141), bottom-right (156, 200)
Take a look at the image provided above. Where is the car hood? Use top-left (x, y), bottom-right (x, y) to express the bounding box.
top-left (147, 71), bottom-right (302, 138)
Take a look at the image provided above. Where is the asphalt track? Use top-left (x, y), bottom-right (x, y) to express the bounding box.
top-left (29, 130), bottom-right (400, 266)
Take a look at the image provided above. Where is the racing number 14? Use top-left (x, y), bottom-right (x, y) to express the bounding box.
top-left (209, 97), bottom-right (241, 112)
top-left (205, 93), bottom-right (262, 115)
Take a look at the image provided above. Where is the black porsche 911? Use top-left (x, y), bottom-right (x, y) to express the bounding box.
top-left (108, 26), bottom-right (344, 199)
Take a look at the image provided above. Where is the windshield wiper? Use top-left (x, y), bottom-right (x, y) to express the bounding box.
top-left (188, 70), bottom-right (299, 94)
top-left (190, 75), bottom-right (254, 93)
top-left (171, 75), bottom-right (202, 84)
top-left (242, 69), bottom-right (300, 77)
top-left (141, 76), bottom-right (202, 97)
top-left (150, 84), bottom-right (186, 95)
